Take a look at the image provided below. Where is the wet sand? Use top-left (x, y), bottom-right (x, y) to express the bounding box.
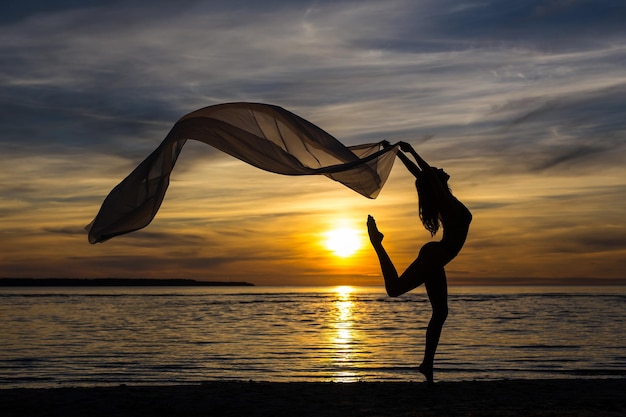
top-left (2, 379), bottom-right (624, 416)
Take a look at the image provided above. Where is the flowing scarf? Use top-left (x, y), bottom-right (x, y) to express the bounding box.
top-left (87, 102), bottom-right (398, 243)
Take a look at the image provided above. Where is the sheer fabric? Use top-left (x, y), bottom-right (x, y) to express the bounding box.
top-left (87, 102), bottom-right (399, 243)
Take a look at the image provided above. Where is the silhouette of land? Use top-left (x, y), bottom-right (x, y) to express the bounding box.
top-left (0, 278), bottom-right (254, 287)
top-left (1, 380), bottom-right (624, 416)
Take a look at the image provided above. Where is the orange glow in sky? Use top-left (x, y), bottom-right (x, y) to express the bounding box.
top-left (324, 226), bottom-right (362, 258)
top-left (1, 1), bottom-right (625, 287)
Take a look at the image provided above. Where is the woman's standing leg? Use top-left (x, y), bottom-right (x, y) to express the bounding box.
top-left (419, 267), bottom-right (448, 384)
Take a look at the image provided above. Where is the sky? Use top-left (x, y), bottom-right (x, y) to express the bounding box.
top-left (1, 0), bottom-right (625, 286)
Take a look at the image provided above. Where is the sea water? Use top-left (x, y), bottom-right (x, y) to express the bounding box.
top-left (1, 286), bottom-right (625, 388)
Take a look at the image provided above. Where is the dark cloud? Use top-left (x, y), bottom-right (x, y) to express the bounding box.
top-left (0, 0), bottom-right (110, 23)
top-left (43, 226), bottom-right (86, 236)
top-left (533, 144), bottom-right (607, 171)
top-left (507, 83), bottom-right (626, 133)
top-left (2, 0), bottom-right (624, 161)
top-left (93, 230), bottom-right (210, 248)
top-left (0, 0), bottom-right (208, 24)
top-left (552, 229), bottom-right (626, 254)
top-left (0, 83), bottom-right (180, 156)
top-left (424, 0), bottom-right (626, 51)
top-left (465, 82), bottom-right (626, 173)
top-left (66, 254), bottom-right (243, 274)
top-left (344, 1), bottom-right (626, 54)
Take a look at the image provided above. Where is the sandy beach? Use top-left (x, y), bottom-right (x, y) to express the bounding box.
top-left (1, 379), bottom-right (624, 417)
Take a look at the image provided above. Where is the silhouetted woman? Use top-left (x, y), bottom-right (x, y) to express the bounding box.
top-left (367, 141), bottom-right (472, 384)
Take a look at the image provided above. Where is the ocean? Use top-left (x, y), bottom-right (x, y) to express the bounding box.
top-left (1, 286), bottom-right (624, 388)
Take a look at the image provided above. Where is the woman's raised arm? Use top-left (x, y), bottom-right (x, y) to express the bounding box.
top-left (399, 141), bottom-right (431, 171)
top-left (396, 151), bottom-right (422, 178)
top-left (398, 142), bottom-right (451, 204)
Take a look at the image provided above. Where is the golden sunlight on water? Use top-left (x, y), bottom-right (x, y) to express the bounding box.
top-left (2, 287), bottom-right (625, 387)
top-left (330, 286), bottom-right (359, 382)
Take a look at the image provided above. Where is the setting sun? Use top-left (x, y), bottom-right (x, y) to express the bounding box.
top-left (324, 227), bottom-right (362, 257)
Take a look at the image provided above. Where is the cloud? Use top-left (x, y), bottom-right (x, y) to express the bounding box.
top-left (43, 226), bottom-right (86, 236)
top-left (3, 1), bottom-right (625, 153)
top-left (558, 233), bottom-right (626, 254)
top-left (1, 0), bottom-right (625, 281)
top-left (413, 0), bottom-right (626, 51)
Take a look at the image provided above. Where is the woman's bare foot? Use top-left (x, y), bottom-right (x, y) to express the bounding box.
top-left (418, 364), bottom-right (434, 385)
top-left (367, 215), bottom-right (384, 246)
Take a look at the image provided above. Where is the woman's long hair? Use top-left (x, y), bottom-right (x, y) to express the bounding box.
top-left (416, 169), bottom-right (450, 236)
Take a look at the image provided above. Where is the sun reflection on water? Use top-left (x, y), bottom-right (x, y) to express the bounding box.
top-left (330, 286), bottom-right (359, 382)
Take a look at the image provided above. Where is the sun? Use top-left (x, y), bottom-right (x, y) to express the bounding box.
top-left (324, 227), bottom-right (362, 257)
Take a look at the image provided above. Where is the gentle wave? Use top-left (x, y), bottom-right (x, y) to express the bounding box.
top-left (1, 286), bottom-right (625, 387)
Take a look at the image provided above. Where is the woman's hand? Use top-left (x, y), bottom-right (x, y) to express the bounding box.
top-left (399, 141), bottom-right (414, 153)
top-left (398, 141), bottom-right (431, 171)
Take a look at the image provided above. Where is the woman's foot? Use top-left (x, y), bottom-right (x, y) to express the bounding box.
top-left (418, 364), bottom-right (434, 385)
top-left (367, 215), bottom-right (384, 246)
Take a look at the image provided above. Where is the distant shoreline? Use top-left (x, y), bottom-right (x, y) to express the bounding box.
top-left (0, 278), bottom-right (254, 287)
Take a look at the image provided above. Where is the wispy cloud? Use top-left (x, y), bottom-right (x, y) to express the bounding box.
top-left (1, 0), bottom-right (625, 282)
